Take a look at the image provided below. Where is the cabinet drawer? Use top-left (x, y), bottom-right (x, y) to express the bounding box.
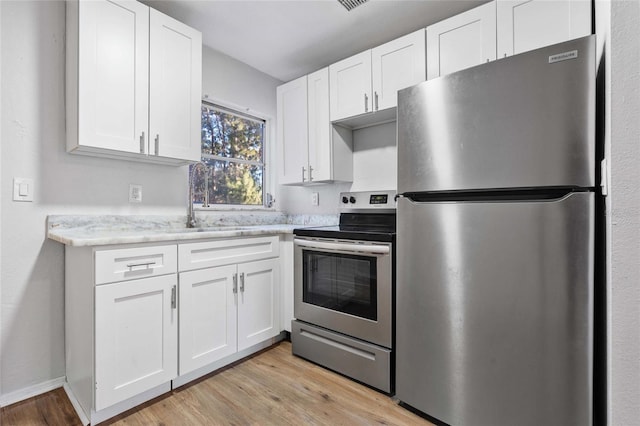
top-left (179, 236), bottom-right (279, 272)
top-left (95, 245), bottom-right (177, 285)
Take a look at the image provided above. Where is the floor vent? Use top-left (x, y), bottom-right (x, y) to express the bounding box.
top-left (338, 0), bottom-right (369, 11)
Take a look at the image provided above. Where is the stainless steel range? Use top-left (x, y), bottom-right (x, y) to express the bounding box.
top-left (291, 190), bottom-right (396, 394)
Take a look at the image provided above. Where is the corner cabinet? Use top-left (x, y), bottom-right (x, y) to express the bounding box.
top-left (329, 29), bottom-right (426, 122)
top-left (277, 69), bottom-right (353, 185)
top-left (66, 0), bottom-right (202, 164)
top-left (277, 75), bottom-right (309, 185)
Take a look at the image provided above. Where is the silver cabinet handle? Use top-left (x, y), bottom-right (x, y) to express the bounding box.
top-left (233, 273), bottom-right (238, 294)
top-left (302, 166), bottom-right (306, 182)
top-left (374, 92), bottom-right (379, 111)
top-left (364, 93), bottom-right (369, 112)
top-left (126, 261), bottom-right (156, 269)
top-left (240, 272), bottom-right (245, 293)
top-left (171, 285), bottom-right (176, 309)
top-left (309, 165), bottom-right (314, 182)
top-left (154, 134), bottom-right (159, 155)
top-left (139, 131), bottom-right (145, 153)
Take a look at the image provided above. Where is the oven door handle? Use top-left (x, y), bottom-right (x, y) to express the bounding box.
top-left (294, 238), bottom-right (390, 255)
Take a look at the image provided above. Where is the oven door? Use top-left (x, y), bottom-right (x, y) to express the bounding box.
top-left (294, 237), bottom-right (392, 348)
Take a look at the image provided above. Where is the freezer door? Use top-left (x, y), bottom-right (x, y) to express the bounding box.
top-left (396, 192), bottom-right (593, 426)
top-left (397, 36), bottom-right (595, 193)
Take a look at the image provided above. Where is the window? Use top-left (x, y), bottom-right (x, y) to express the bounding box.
top-left (192, 102), bottom-right (266, 206)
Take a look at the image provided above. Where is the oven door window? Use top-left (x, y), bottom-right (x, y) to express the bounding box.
top-left (302, 250), bottom-right (377, 321)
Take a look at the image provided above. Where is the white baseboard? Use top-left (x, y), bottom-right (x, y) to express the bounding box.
top-left (63, 383), bottom-right (90, 426)
top-left (0, 376), bottom-right (66, 408)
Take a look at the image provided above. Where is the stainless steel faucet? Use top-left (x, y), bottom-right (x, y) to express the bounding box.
top-left (187, 161), bottom-right (209, 228)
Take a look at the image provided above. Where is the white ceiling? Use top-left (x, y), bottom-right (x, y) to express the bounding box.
top-left (143, 0), bottom-right (489, 82)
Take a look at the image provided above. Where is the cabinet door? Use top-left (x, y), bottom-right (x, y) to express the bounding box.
top-left (149, 9), bottom-right (202, 162)
top-left (329, 51), bottom-right (373, 121)
top-left (277, 76), bottom-right (309, 185)
top-left (78, 0), bottom-right (149, 154)
top-left (179, 265), bottom-right (237, 375)
top-left (95, 274), bottom-right (177, 410)
top-left (426, 1), bottom-right (497, 79)
top-left (307, 68), bottom-right (331, 182)
top-left (497, 0), bottom-right (591, 58)
top-left (237, 258), bottom-right (280, 351)
top-left (372, 29), bottom-right (426, 111)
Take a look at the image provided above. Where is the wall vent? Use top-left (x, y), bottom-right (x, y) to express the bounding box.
top-left (338, 0), bottom-right (369, 11)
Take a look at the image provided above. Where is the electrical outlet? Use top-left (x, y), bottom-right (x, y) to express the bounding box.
top-left (129, 184), bottom-right (142, 203)
top-left (311, 192), bottom-right (319, 206)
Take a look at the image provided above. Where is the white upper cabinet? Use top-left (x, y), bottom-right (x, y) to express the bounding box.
top-left (496, 0), bottom-right (592, 58)
top-left (277, 69), bottom-right (353, 185)
top-left (427, 1), bottom-right (497, 79)
top-left (67, 0), bottom-right (202, 164)
top-left (329, 51), bottom-right (373, 121)
top-left (276, 75), bottom-right (308, 185)
top-left (330, 29), bottom-right (426, 121)
top-left (371, 29), bottom-right (426, 111)
top-left (149, 9), bottom-right (202, 161)
top-left (307, 68), bottom-right (332, 182)
top-left (74, 0), bottom-right (149, 155)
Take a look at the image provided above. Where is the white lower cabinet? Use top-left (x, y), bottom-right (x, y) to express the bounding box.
top-left (237, 258), bottom-right (280, 351)
top-left (178, 253), bottom-right (280, 375)
top-left (95, 274), bottom-right (178, 411)
top-left (65, 236), bottom-right (282, 425)
top-left (65, 243), bottom-right (178, 424)
top-left (179, 265), bottom-right (237, 374)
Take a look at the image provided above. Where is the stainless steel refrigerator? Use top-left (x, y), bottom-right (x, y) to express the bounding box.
top-left (396, 35), bottom-right (595, 426)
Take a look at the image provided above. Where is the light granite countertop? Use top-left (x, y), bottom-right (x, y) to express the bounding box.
top-left (47, 214), bottom-right (338, 247)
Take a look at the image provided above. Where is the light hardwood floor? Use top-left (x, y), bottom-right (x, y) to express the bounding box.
top-left (1, 341), bottom-right (433, 425)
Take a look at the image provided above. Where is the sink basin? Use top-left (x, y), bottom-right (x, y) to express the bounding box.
top-left (167, 226), bottom-right (248, 233)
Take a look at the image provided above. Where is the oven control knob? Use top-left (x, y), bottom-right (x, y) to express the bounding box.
top-left (342, 196), bottom-right (349, 204)
top-left (349, 196), bottom-right (356, 204)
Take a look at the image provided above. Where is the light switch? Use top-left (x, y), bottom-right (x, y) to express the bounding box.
top-left (13, 178), bottom-right (34, 202)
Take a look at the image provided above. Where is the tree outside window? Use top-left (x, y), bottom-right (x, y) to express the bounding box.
top-left (191, 102), bottom-right (265, 206)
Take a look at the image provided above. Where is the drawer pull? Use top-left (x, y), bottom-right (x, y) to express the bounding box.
top-left (126, 261), bottom-right (157, 269)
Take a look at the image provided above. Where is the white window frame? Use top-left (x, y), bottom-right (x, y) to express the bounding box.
top-left (195, 97), bottom-right (275, 211)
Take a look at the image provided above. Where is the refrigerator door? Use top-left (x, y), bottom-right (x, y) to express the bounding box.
top-left (396, 192), bottom-right (593, 426)
top-left (397, 36), bottom-right (595, 193)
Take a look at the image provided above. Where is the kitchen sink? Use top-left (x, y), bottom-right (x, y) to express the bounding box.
top-left (167, 226), bottom-right (250, 233)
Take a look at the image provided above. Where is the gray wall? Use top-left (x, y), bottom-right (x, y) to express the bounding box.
top-left (0, 0), bottom-right (279, 401)
top-left (608, 0), bottom-right (640, 424)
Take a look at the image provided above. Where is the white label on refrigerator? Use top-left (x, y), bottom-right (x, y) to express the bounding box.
top-left (549, 50), bottom-right (578, 64)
